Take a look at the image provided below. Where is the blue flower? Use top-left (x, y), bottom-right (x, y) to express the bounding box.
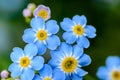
top-left (33, 64), bottom-right (65, 80)
top-left (60, 15), bottom-right (96, 48)
top-left (22, 17), bottom-right (60, 55)
top-left (8, 44), bottom-right (44, 80)
top-left (97, 56), bottom-right (120, 80)
top-left (49, 42), bottom-right (91, 80)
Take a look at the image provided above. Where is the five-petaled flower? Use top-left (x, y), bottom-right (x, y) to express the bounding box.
top-left (97, 56), bottom-right (120, 80)
top-left (34, 5), bottom-right (51, 21)
top-left (60, 15), bottom-right (96, 48)
top-left (8, 44), bottom-right (44, 80)
top-left (49, 42), bottom-right (91, 80)
top-left (22, 17), bottom-right (60, 55)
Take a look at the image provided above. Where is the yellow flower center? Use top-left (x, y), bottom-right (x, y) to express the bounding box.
top-left (111, 70), bottom-right (120, 80)
top-left (44, 77), bottom-right (52, 80)
top-left (73, 25), bottom-right (84, 35)
top-left (37, 9), bottom-right (48, 20)
top-left (20, 57), bottom-right (30, 68)
top-left (61, 56), bottom-right (78, 73)
top-left (36, 30), bottom-right (48, 41)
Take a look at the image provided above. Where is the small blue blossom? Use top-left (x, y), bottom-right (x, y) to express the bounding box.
top-left (33, 64), bottom-right (65, 80)
top-left (97, 56), bottom-right (120, 80)
top-left (22, 17), bottom-right (60, 55)
top-left (49, 42), bottom-right (91, 80)
top-left (8, 44), bottom-right (44, 80)
top-left (60, 15), bottom-right (96, 48)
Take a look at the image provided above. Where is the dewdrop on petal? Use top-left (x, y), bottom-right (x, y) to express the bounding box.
top-left (0, 70), bottom-right (9, 79)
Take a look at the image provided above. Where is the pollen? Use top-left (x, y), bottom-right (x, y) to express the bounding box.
top-left (44, 77), bottom-right (52, 80)
top-left (111, 70), bottom-right (120, 80)
top-left (37, 9), bottom-right (48, 20)
top-left (61, 56), bottom-right (78, 73)
top-left (73, 25), bottom-right (84, 35)
top-left (20, 57), bottom-right (30, 68)
top-left (36, 30), bottom-right (48, 41)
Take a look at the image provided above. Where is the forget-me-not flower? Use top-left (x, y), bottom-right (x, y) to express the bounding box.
top-left (22, 17), bottom-right (60, 55)
top-left (49, 42), bottom-right (91, 80)
top-left (60, 15), bottom-right (96, 48)
top-left (34, 4), bottom-right (51, 21)
top-left (8, 44), bottom-right (44, 80)
top-left (97, 56), bottom-right (120, 80)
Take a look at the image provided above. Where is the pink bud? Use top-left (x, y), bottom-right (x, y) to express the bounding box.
top-left (0, 70), bottom-right (9, 79)
top-left (23, 8), bottom-right (31, 17)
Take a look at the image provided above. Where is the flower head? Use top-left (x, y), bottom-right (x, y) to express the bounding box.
top-left (34, 5), bottom-right (51, 21)
top-left (8, 44), bottom-right (44, 80)
top-left (0, 70), bottom-right (9, 79)
top-left (60, 15), bottom-right (96, 48)
top-left (22, 17), bottom-right (60, 55)
top-left (33, 64), bottom-right (65, 80)
top-left (49, 42), bottom-right (91, 80)
top-left (97, 56), bottom-right (120, 80)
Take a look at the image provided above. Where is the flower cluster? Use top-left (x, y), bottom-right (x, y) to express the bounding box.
top-left (8, 3), bottom-right (96, 80)
top-left (97, 56), bottom-right (120, 80)
top-left (23, 3), bottom-right (51, 23)
top-left (22, 3), bottom-right (36, 23)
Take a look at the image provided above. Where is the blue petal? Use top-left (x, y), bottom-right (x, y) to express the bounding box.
top-left (51, 50), bottom-right (64, 60)
top-left (77, 36), bottom-right (90, 48)
top-left (59, 42), bottom-right (72, 56)
top-left (48, 59), bottom-right (60, 68)
top-left (63, 31), bottom-right (77, 44)
top-left (96, 66), bottom-right (108, 80)
top-left (31, 56), bottom-right (44, 70)
top-left (106, 56), bottom-right (120, 69)
top-left (85, 25), bottom-right (96, 38)
top-left (75, 68), bottom-right (88, 77)
top-left (35, 41), bottom-right (46, 55)
top-left (24, 44), bottom-right (38, 58)
top-left (71, 74), bottom-right (82, 80)
top-left (79, 54), bottom-right (91, 66)
top-left (39, 64), bottom-right (52, 78)
top-left (60, 18), bottom-right (74, 31)
top-left (30, 17), bottom-right (45, 30)
top-left (73, 45), bottom-right (83, 59)
top-left (46, 20), bottom-right (59, 34)
top-left (46, 35), bottom-right (60, 50)
top-left (21, 68), bottom-right (34, 80)
top-left (72, 15), bottom-right (87, 26)
top-left (33, 75), bottom-right (42, 80)
top-left (22, 28), bottom-right (36, 43)
top-left (8, 63), bottom-right (21, 78)
top-left (85, 25), bottom-right (96, 32)
top-left (65, 75), bottom-right (71, 80)
top-left (10, 47), bottom-right (23, 62)
top-left (53, 68), bottom-right (65, 80)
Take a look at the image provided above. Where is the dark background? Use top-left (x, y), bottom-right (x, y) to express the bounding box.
top-left (0, 0), bottom-right (120, 80)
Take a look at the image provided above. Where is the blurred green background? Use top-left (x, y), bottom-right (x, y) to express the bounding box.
top-left (0, 0), bottom-right (120, 80)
